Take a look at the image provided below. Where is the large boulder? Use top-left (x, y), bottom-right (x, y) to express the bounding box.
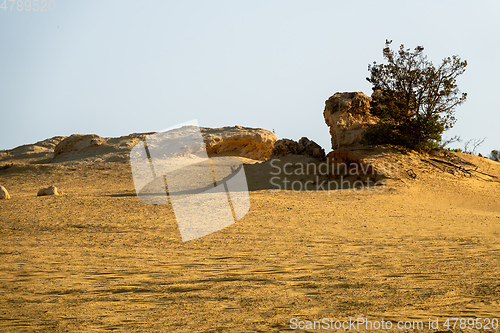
top-left (323, 92), bottom-right (379, 149)
top-left (272, 137), bottom-right (325, 159)
top-left (0, 185), bottom-right (10, 199)
top-left (202, 126), bottom-right (277, 161)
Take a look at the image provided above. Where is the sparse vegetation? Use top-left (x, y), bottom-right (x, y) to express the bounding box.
top-left (464, 137), bottom-right (486, 155)
top-left (439, 135), bottom-right (461, 150)
top-left (364, 40), bottom-right (467, 151)
top-left (490, 149), bottom-right (500, 160)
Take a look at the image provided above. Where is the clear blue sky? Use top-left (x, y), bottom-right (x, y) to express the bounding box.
top-left (1, 0), bottom-right (499, 155)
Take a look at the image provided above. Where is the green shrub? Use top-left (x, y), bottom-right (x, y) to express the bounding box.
top-left (364, 40), bottom-right (467, 151)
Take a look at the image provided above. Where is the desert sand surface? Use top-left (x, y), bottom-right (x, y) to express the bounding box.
top-left (1, 134), bottom-right (500, 332)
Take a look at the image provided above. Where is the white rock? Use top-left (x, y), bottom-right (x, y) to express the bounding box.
top-left (37, 186), bottom-right (59, 196)
top-left (0, 185), bottom-right (10, 199)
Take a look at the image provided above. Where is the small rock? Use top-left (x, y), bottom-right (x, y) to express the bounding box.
top-left (37, 186), bottom-right (59, 196)
top-left (478, 153), bottom-right (483, 157)
top-left (0, 185), bottom-right (11, 199)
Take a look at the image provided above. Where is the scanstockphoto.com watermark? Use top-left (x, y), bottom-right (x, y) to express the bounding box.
top-left (290, 317), bottom-right (423, 331)
top-left (268, 158), bottom-right (399, 193)
top-left (290, 317), bottom-right (500, 331)
top-left (129, 120), bottom-right (250, 242)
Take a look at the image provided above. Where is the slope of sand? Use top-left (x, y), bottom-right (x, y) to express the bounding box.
top-left (0, 135), bottom-right (500, 332)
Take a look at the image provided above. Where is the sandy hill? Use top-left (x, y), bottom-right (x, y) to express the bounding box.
top-left (2, 129), bottom-right (498, 191)
top-left (0, 129), bottom-right (499, 332)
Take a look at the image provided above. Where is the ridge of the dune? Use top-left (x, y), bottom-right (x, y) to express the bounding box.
top-left (0, 129), bottom-right (498, 191)
top-left (0, 126), bottom-right (278, 165)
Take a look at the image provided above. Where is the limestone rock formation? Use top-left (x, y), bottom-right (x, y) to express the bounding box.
top-left (0, 185), bottom-right (10, 199)
top-left (323, 92), bottom-right (379, 149)
top-left (37, 186), bottom-right (59, 196)
top-left (51, 127), bottom-right (277, 163)
top-left (298, 137), bottom-right (325, 159)
top-left (53, 133), bottom-right (152, 163)
top-left (54, 134), bottom-right (105, 158)
top-left (272, 137), bottom-right (325, 159)
top-left (202, 126), bottom-right (277, 161)
top-left (272, 139), bottom-right (300, 156)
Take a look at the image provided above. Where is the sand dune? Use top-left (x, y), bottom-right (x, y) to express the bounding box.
top-left (0, 133), bottom-right (499, 332)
